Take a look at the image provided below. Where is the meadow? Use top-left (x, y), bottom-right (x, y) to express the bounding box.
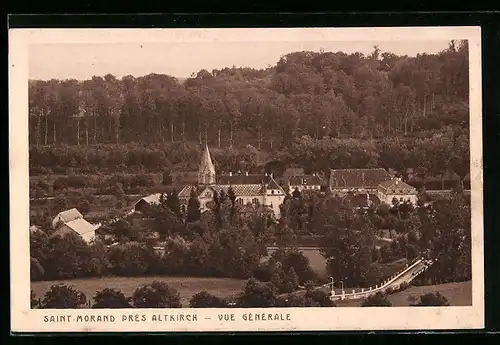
top-left (31, 276), bottom-right (247, 307)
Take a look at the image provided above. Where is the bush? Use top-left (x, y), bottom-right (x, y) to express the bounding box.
top-left (305, 289), bottom-right (335, 307)
top-left (30, 257), bottom-right (45, 281)
top-left (412, 292), bottom-right (450, 306)
top-left (189, 291), bottom-right (228, 308)
top-left (40, 284), bottom-right (87, 309)
top-left (398, 282), bottom-right (409, 291)
top-left (92, 288), bottom-right (132, 308)
top-left (132, 281), bottom-right (182, 308)
top-left (237, 278), bottom-right (277, 308)
top-left (361, 292), bottom-right (392, 307)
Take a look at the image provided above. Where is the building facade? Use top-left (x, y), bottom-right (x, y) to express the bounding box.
top-left (288, 174), bottom-right (322, 192)
top-left (51, 208), bottom-right (99, 244)
top-left (329, 168), bottom-right (418, 207)
top-left (178, 145), bottom-right (286, 219)
top-left (377, 178), bottom-right (418, 205)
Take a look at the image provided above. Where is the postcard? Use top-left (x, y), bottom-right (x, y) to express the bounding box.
top-left (9, 26), bottom-right (484, 332)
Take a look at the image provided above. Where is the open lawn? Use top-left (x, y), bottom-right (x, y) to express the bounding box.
top-left (31, 276), bottom-right (247, 307)
top-left (334, 280), bottom-right (472, 307)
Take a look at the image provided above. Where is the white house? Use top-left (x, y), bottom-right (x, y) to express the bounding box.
top-left (51, 208), bottom-right (100, 244)
top-left (288, 174), bottom-right (322, 192)
top-left (377, 177), bottom-right (418, 206)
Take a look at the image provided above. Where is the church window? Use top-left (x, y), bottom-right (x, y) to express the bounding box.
top-left (252, 198), bottom-right (259, 205)
top-left (271, 190), bottom-right (275, 194)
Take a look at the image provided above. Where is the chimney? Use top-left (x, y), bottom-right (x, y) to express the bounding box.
top-left (229, 171), bottom-right (232, 176)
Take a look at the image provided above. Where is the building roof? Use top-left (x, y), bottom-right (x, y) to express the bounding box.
top-left (52, 208), bottom-right (83, 229)
top-left (179, 184), bottom-right (266, 198)
top-left (329, 168), bottom-right (392, 189)
top-left (198, 144), bottom-right (216, 183)
top-left (289, 175), bottom-right (322, 186)
top-left (58, 217), bottom-right (98, 237)
top-left (378, 178), bottom-right (417, 194)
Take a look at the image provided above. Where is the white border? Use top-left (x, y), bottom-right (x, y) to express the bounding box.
top-left (9, 27), bottom-right (484, 332)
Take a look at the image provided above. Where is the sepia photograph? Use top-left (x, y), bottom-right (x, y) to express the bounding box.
top-left (10, 27), bottom-right (483, 332)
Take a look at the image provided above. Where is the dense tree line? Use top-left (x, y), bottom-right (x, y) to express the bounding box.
top-left (29, 42), bottom-right (470, 190)
top-left (29, 41), bottom-right (468, 148)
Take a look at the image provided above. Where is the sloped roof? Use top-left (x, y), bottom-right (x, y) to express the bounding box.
top-left (60, 217), bottom-right (98, 236)
top-left (178, 185), bottom-right (205, 198)
top-left (330, 168), bottom-right (392, 189)
top-left (289, 175), bottom-right (322, 186)
top-left (378, 179), bottom-right (417, 194)
top-left (52, 208), bottom-right (83, 229)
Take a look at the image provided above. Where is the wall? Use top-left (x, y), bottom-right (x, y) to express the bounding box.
top-left (289, 185), bottom-right (320, 192)
top-left (378, 191), bottom-right (418, 205)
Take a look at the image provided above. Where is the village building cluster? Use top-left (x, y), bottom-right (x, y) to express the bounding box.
top-left (41, 146), bottom-right (420, 245)
top-left (134, 145), bottom-right (419, 220)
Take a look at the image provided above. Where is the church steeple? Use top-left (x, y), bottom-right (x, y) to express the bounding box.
top-left (198, 144), bottom-right (216, 185)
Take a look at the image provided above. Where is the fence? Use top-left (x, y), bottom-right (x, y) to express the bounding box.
top-left (329, 257), bottom-right (434, 301)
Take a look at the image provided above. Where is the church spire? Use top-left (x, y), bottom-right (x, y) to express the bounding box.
top-left (198, 144), bottom-right (216, 185)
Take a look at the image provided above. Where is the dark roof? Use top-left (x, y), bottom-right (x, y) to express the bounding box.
top-left (343, 193), bottom-right (381, 208)
top-left (330, 168), bottom-right (392, 189)
top-left (289, 175), bottom-right (322, 186)
top-left (378, 179), bottom-right (417, 194)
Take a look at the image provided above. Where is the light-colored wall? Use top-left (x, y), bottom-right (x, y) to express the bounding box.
top-left (179, 188), bottom-right (285, 219)
top-left (53, 225), bottom-right (95, 244)
top-left (377, 190), bottom-right (418, 205)
top-left (289, 184), bottom-right (320, 192)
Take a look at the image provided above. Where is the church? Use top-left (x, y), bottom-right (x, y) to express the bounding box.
top-left (178, 145), bottom-right (286, 219)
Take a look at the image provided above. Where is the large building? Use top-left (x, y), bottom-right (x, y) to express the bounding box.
top-left (178, 145), bottom-right (286, 219)
top-left (288, 174), bottom-right (323, 192)
top-left (329, 168), bottom-right (418, 207)
top-left (51, 208), bottom-right (100, 244)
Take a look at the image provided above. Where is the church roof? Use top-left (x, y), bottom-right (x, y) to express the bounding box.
top-left (198, 144), bottom-right (216, 182)
top-left (329, 168), bottom-right (392, 189)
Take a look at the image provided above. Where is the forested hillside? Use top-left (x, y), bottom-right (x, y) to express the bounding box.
top-left (29, 40), bottom-right (469, 182)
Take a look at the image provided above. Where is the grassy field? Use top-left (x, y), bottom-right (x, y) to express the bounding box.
top-left (31, 276), bottom-right (247, 307)
top-left (334, 280), bottom-right (472, 307)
